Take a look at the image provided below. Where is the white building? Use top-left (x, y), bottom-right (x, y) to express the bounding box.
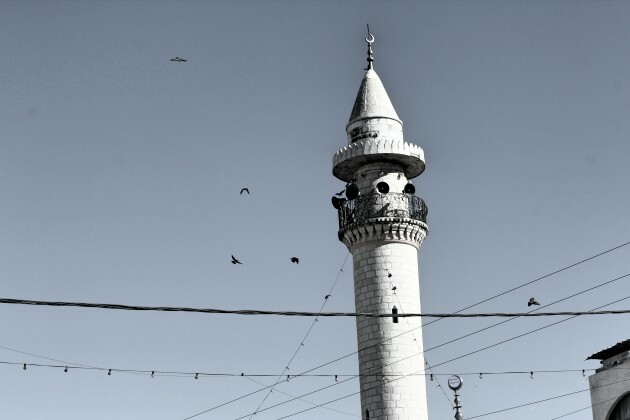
top-left (331, 34), bottom-right (430, 420)
top-left (588, 339), bottom-right (630, 420)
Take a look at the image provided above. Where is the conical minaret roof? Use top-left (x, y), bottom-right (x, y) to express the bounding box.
top-left (347, 68), bottom-right (402, 128)
top-left (333, 33), bottom-right (425, 182)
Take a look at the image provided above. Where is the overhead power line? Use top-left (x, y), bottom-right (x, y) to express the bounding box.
top-left (550, 395), bottom-right (620, 420)
top-left (423, 272), bottom-right (630, 354)
top-left (242, 251), bottom-right (350, 420)
top-left (243, 376), bottom-right (359, 418)
top-left (214, 294), bottom-right (630, 420)
top-left (3, 297), bottom-right (630, 318)
top-left (444, 239), bottom-right (630, 315)
top-left (272, 361), bottom-right (628, 420)
top-left (466, 377), bottom-right (630, 419)
top-left (183, 241), bottom-right (630, 418)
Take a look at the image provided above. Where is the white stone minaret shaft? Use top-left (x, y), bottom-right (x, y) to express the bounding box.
top-left (332, 37), bottom-right (429, 420)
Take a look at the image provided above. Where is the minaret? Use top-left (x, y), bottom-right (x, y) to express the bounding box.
top-left (332, 33), bottom-right (429, 419)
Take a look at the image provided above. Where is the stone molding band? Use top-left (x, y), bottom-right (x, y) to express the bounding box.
top-left (332, 138), bottom-right (426, 182)
top-left (340, 218), bottom-right (429, 250)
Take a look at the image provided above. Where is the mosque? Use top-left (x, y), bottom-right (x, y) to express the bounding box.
top-left (588, 339), bottom-right (630, 420)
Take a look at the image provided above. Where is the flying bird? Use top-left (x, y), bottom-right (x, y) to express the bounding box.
top-left (528, 297), bottom-right (540, 306)
top-left (335, 189), bottom-right (345, 197)
top-left (170, 57), bottom-right (187, 62)
top-left (290, 257), bottom-right (299, 264)
top-left (391, 286), bottom-right (397, 292)
top-left (231, 255), bottom-right (242, 265)
top-left (240, 188), bottom-right (250, 195)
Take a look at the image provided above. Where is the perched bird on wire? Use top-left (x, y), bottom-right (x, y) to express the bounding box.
top-left (324, 294), bottom-right (331, 300)
top-left (290, 257), bottom-right (299, 264)
top-left (240, 188), bottom-right (250, 195)
top-left (231, 255), bottom-right (243, 265)
top-left (528, 297), bottom-right (540, 306)
top-left (170, 57), bottom-right (187, 62)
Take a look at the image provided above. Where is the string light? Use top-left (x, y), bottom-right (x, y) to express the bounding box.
top-left (0, 360), bottom-right (598, 380)
top-left (530, 371), bottom-right (534, 379)
top-left (273, 372), bottom-right (630, 420)
top-left (430, 374), bottom-right (433, 381)
top-left (186, 247), bottom-right (630, 420)
top-left (108, 369), bottom-right (111, 376)
top-left (194, 373), bottom-right (198, 380)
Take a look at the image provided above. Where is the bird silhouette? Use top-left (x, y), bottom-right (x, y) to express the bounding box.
top-left (290, 257), bottom-right (299, 264)
top-left (324, 294), bottom-right (331, 300)
top-left (170, 57), bottom-right (187, 62)
top-left (231, 255), bottom-right (242, 265)
top-left (528, 297), bottom-right (540, 306)
top-left (240, 188), bottom-right (250, 195)
top-left (392, 286), bottom-right (397, 291)
top-left (335, 189), bottom-right (345, 197)
top-left (387, 272), bottom-right (392, 278)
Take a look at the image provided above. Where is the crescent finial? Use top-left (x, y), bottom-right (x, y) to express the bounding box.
top-left (365, 24), bottom-right (375, 70)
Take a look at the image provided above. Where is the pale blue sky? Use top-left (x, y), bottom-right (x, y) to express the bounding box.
top-left (1, 1), bottom-right (630, 419)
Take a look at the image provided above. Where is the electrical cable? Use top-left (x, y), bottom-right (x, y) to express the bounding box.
top-left (243, 376), bottom-right (359, 418)
top-left (242, 251), bottom-right (350, 420)
top-left (273, 359), bottom-right (629, 420)
top-left (466, 377), bottom-right (630, 419)
top-left (4, 242), bottom-right (629, 319)
top-left (391, 286), bottom-right (453, 409)
top-left (427, 294), bottom-right (630, 370)
top-left (180, 252), bottom-right (352, 420)
top-left (216, 271), bottom-right (630, 419)
top-left (437, 240), bottom-right (630, 316)
top-left (215, 294), bottom-right (630, 420)
top-left (549, 395), bottom-right (620, 420)
top-left (283, 243), bottom-right (630, 383)
top-left (0, 344), bottom-right (99, 370)
top-left (3, 297), bottom-right (630, 318)
top-left (423, 272), bottom-right (630, 354)
top-left (183, 241), bottom-right (629, 418)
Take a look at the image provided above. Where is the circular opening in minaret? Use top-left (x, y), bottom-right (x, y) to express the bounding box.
top-left (346, 184), bottom-right (359, 200)
top-left (376, 182), bottom-right (389, 194)
top-left (403, 183), bottom-right (416, 194)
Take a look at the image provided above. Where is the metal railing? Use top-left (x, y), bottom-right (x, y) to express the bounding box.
top-left (337, 192), bottom-right (428, 232)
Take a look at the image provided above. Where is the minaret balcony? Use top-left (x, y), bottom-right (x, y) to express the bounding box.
top-left (337, 192), bottom-right (428, 238)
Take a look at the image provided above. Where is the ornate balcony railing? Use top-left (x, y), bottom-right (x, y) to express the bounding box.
top-left (337, 192), bottom-right (428, 233)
